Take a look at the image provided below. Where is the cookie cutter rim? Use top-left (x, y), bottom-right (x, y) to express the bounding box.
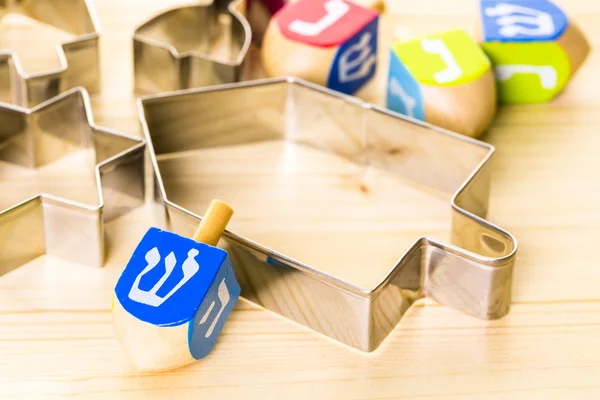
top-left (139, 77), bottom-right (518, 352)
top-left (133, 0), bottom-right (252, 93)
top-left (0, 0), bottom-right (102, 107)
top-left (0, 86), bottom-right (146, 275)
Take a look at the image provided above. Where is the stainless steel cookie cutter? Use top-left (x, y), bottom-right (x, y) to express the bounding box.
top-left (133, 0), bottom-right (252, 94)
top-left (0, 87), bottom-right (145, 277)
top-left (0, 0), bottom-right (101, 107)
top-left (139, 77), bottom-right (517, 352)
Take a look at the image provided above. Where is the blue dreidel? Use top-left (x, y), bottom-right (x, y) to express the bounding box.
top-left (112, 200), bottom-right (240, 372)
top-left (479, 0), bottom-right (590, 104)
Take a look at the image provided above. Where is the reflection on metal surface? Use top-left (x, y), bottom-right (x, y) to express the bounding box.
top-left (0, 88), bottom-right (145, 274)
top-left (133, 0), bottom-right (252, 94)
top-left (0, 0), bottom-right (101, 107)
top-left (139, 78), bottom-right (517, 352)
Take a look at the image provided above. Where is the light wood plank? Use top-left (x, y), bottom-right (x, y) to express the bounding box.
top-left (1, 0), bottom-right (600, 398)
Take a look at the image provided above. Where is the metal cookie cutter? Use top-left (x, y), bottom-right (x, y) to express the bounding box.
top-left (0, 88), bottom-right (145, 277)
top-left (139, 78), bottom-right (517, 352)
top-left (0, 0), bottom-right (101, 107)
top-left (133, 0), bottom-right (252, 94)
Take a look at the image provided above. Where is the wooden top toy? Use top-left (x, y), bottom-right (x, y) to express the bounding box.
top-left (386, 29), bottom-right (497, 138)
top-left (479, 0), bottom-right (590, 104)
top-left (262, 0), bottom-right (381, 95)
top-left (112, 200), bottom-right (240, 372)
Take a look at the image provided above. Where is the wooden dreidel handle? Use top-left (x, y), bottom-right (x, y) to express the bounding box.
top-left (259, 0), bottom-right (385, 13)
top-left (348, 0), bottom-right (385, 12)
top-left (285, 0), bottom-right (385, 13)
top-left (112, 200), bottom-right (240, 372)
top-left (193, 199), bottom-right (233, 246)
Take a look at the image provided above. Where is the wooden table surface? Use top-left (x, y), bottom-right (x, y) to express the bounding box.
top-left (2, 0), bottom-right (600, 398)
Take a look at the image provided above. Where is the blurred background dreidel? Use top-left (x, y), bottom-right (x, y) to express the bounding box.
top-left (386, 29), bottom-right (496, 138)
top-left (112, 200), bottom-right (240, 372)
top-left (262, 0), bottom-right (382, 95)
top-left (479, 0), bottom-right (590, 104)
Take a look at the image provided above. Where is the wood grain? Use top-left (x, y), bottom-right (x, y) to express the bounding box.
top-left (1, 0), bottom-right (600, 398)
top-left (158, 141), bottom-right (451, 290)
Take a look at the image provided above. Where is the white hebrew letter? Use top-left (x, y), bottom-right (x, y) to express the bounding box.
top-left (389, 77), bottom-right (417, 118)
top-left (495, 65), bottom-right (557, 89)
top-left (484, 3), bottom-right (554, 37)
top-left (199, 279), bottom-right (231, 338)
top-left (421, 38), bottom-right (462, 84)
top-left (339, 32), bottom-right (376, 83)
top-left (128, 248), bottom-right (200, 307)
top-left (289, 0), bottom-right (350, 36)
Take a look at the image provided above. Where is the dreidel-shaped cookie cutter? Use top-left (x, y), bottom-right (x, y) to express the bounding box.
top-left (0, 0), bottom-right (101, 107)
top-left (133, 0), bottom-right (252, 94)
top-left (0, 87), bottom-right (145, 275)
top-left (139, 78), bottom-right (517, 352)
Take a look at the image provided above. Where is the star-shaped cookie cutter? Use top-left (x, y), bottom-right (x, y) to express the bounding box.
top-left (0, 87), bottom-right (145, 277)
top-left (133, 0), bottom-right (252, 94)
top-left (139, 78), bottom-right (518, 352)
top-left (0, 0), bottom-right (101, 107)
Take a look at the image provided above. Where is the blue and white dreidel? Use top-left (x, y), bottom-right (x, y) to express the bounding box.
top-left (478, 0), bottom-right (590, 104)
top-left (112, 200), bottom-right (240, 372)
